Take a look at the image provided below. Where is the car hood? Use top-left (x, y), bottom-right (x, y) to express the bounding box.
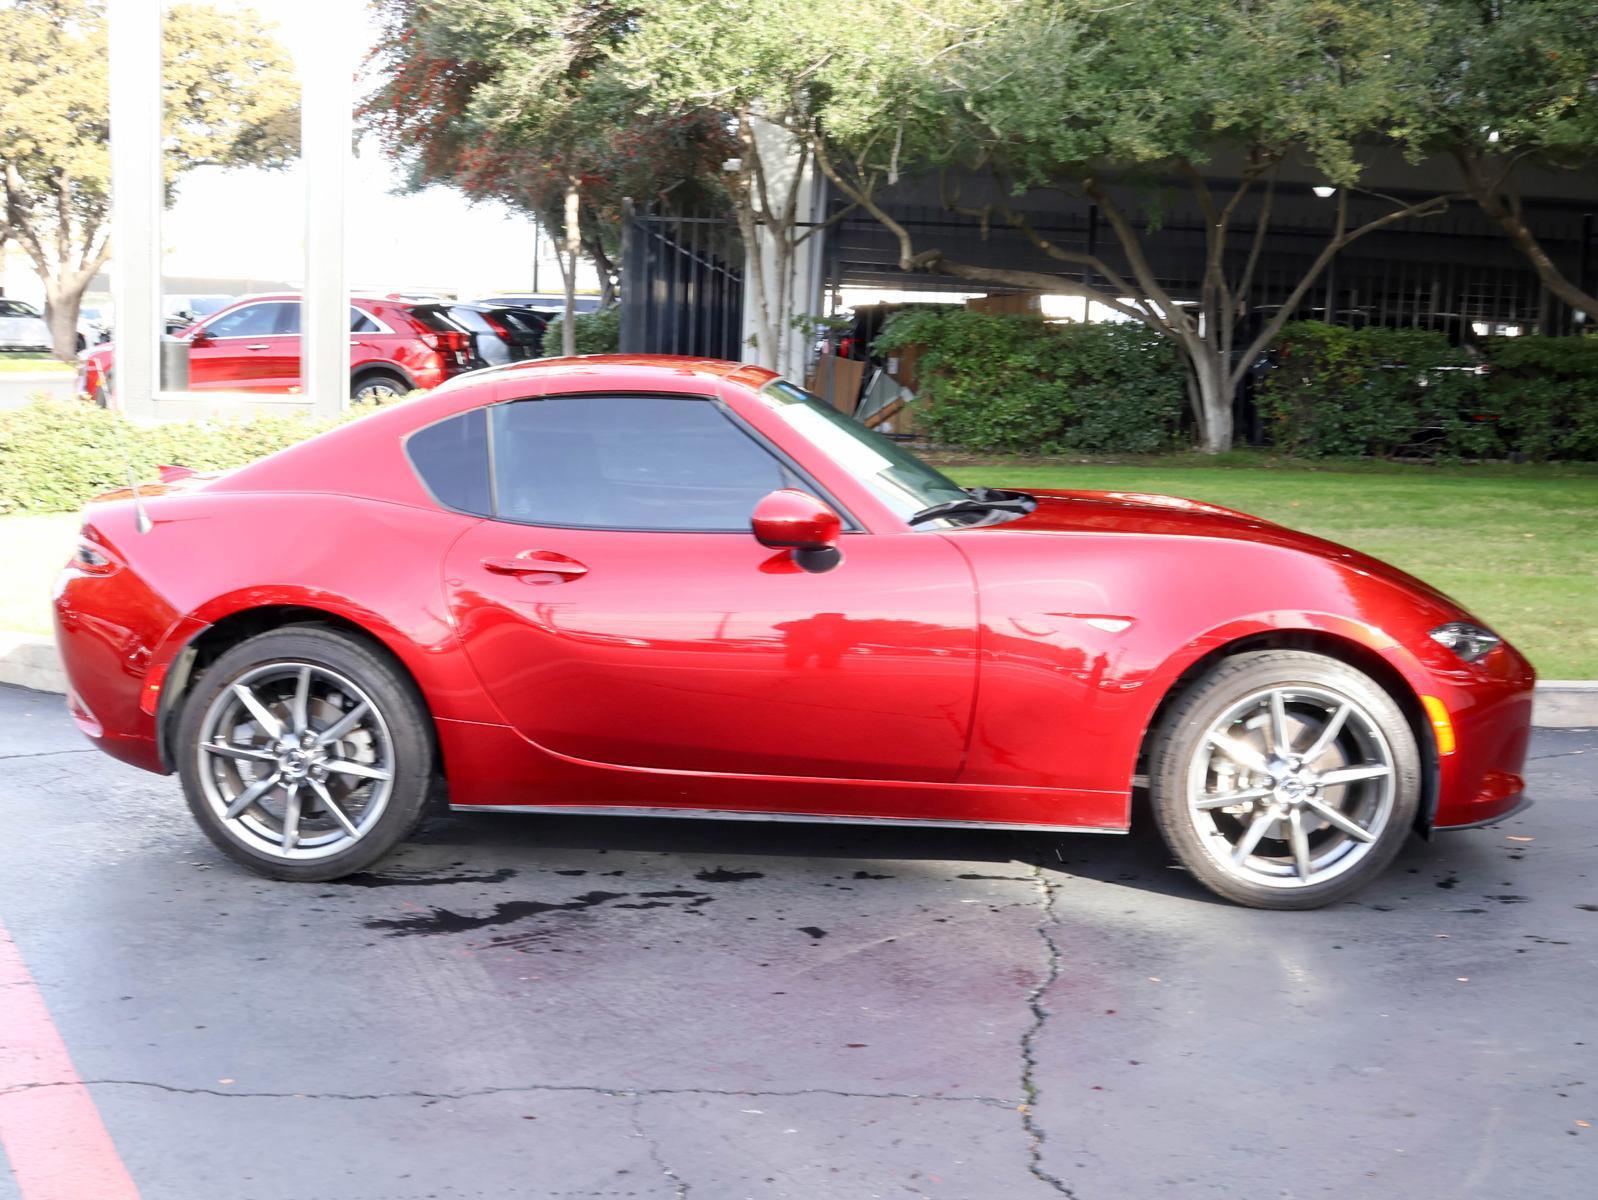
top-left (975, 488), bottom-right (1468, 615)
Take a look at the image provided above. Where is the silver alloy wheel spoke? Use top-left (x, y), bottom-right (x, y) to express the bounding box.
top-left (1318, 764), bottom-right (1391, 787)
top-left (225, 773), bottom-right (280, 819)
top-left (290, 666), bottom-right (311, 735)
top-left (1268, 690), bottom-right (1292, 757)
top-left (1193, 786), bottom-right (1274, 810)
top-left (202, 741), bottom-right (276, 764)
top-left (1302, 702), bottom-right (1350, 762)
top-left (1303, 795), bottom-right (1376, 843)
top-left (1206, 733), bottom-right (1270, 775)
top-left (308, 777), bottom-right (360, 838)
top-left (1232, 811), bottom-right (1277, 865)
top-left (315, 702), bottom-right (370, 748)
top-left (1289, 808), bottom-right (1312, 880)
top-left (324, 758), bottom-right (391, 782)
top-left (281, 782), bottom-right (302, 852)
top-left (232, 683), bottom-right (283, 738)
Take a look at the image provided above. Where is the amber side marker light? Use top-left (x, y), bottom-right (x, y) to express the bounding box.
top-left (1420, 695), bottom-right (1457, 755)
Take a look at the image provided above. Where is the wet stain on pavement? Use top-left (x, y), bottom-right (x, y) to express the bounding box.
top-left (694, 867), bottom-right (764, 883)
top-left (852, 870), bottom-right (894, 880)
top-left (339, 868), bottom-right (520, 889)
top-left (797, 926), bottom-right (828, 939)
top-left (365, 890), bottom-right (627, 936)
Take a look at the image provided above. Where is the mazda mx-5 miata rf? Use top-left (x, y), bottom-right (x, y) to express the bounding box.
top-left (54, 356), bottom-right (1535, 908)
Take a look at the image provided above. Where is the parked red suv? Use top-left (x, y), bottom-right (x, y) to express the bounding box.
top-left (78, 294), bottom-right (478, 407)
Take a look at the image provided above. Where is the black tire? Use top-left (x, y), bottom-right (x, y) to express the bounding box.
top-left (175, 626), bottom-right (434, 881)
top-left (351, 371), bottom-right (409, 404)
top-left (1149, 650), bottom-right (1420, 910)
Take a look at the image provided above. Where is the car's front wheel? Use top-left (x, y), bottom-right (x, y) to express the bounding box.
top-left (1149, 650), bottom-right (1420, 909)
top-left (175, 626), bottom-right (434, 881)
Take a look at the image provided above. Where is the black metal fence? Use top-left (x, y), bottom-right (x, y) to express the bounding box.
top-left (619, 203), bottom-right (744, 360)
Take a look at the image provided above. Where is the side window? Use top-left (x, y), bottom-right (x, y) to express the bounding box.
top-left (202, 302), bottom-right (288, 339)
top-left (406, 409), bottom-right (491, 516)
top-left (350, 307), bottom-right (380, 333)
top-left (490, 396), bottom-right (801, 531)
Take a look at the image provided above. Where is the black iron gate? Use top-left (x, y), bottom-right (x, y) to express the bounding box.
top-left (619, 202), bottom-right (744, 360)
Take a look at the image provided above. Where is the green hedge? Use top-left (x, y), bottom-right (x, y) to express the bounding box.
top-left (1259, 323), bottom-right (1598, 460)
top-left (1476, 335), bottom-right (1598, 461)
top-left (544, 306), bottom-right (621, 356)
top-left (874, 309), bottom-right (1187, 454)
top-left (0, 400), bottom-right (362, 514)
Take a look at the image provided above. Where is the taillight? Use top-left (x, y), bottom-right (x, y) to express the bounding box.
top-left (73, 538), bottom-right (118, 576)
top-left (484, 314), bottom-right (512, 337)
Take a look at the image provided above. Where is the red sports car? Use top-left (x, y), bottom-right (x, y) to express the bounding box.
top-left (53, 356), bottom-right (1535, 908)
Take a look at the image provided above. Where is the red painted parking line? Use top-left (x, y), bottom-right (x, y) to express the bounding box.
top-left (0, 921), bottom-right (140, 1200)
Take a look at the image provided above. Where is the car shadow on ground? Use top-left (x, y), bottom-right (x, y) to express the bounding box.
top-left (398, 805), bottom-right (1511, 909)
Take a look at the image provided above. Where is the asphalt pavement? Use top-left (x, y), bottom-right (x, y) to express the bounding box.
top-left (0, 681), bottom-right (1592, 1199)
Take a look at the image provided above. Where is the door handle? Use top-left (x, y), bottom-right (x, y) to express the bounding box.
top-left (481, 551), bottom-right (589, 580)
top-left (245, 343), bottom-right (270, 350)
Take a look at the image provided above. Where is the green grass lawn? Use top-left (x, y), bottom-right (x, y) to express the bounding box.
top-left (2, 459), bottom-right (1593, 676)
top-left (0, 354), bottom-right (73, 374)
top-left (945, 456), bottom-right (1598, 678)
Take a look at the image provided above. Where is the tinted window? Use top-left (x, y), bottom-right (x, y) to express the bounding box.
top-left (0, 300), bottom-right (40, 317)
top-left (406, 409), bottom-right (490, 516)
top-left (447, 307), bottom-right (495, 333)
top-left (203, 302), bottom-right (292, 338)
top-left (491, 396), bottom-right (800, 530)
top-left (350, 307), bottom-right (379, 333)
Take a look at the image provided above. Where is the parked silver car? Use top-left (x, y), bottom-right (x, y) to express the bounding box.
top-left (0, 298), bottom-right (51, 353)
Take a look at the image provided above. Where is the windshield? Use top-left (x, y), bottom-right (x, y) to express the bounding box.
top-left (758, 380), bottom-right (968, 521)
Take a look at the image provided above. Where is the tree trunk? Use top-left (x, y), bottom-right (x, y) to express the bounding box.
top-left (562, 179), bottom-right (580, 356)
top-left (1192, 352), bottom-right (1234, 454)
top-left (43, 278), bottom-right (88, 361)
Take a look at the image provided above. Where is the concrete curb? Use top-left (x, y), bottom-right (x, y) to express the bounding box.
top-left (0, 632), bottom-right (66, 695)
top-left (3, 629), bottom-right (1594, 728)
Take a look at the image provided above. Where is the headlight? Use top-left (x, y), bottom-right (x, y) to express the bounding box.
top-left (1429, 621), bottom-right (1501, 663)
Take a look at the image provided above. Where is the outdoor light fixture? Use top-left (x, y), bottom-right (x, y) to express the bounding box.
top-left (1429, 621), bottom-right (1502, 663)
top-left (1311, 185), bottom-right (1337, 199)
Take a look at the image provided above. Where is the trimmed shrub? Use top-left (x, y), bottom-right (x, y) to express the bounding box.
top-left (1256, 322), bottom-right (1490, 458)
top-left (1259, 323), bottom-right (1598, 460)
top-left (0, 399), bottom-right (363, 514)
top-left (873, 309), bottom-right (1186, 453)
top-left (544, 306), bottom-right (621, 356)
top-left (1476, 335), bottom-right (1598, 461)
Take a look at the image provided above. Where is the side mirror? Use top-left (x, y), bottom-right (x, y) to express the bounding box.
top-left (186, 330), bottom-right (211, 346)
top-left (751, 489), bottom-right (842, 574)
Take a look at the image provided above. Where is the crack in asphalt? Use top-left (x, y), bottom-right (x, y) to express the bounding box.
top-left (0, 748), bottom-right (97, 761)
top-left (0, 1078), bottom-right (1017, 1109)
top-left (1020, 864), bottom-right (1077, 1198)
top-left (632, 1094), bottom-right (690, 1198)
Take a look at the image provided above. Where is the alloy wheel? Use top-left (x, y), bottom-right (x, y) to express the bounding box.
top-left (195, 661), bottom-right (395, 861)
top-left (1184, 684), bottom-right (1396, 890)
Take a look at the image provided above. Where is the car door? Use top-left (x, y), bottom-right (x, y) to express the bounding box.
top-left (432, 392), bottom-right (979, 785)
top-left (187, 301), bottom-right (298, 390)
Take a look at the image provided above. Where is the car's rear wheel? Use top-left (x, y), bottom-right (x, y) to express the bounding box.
top-left (351, 371), bottom-right (409, 404)
top-left (1149, 650), bottom-right (1420, 909)
top-left (175, 627), bottom-right (433, 881)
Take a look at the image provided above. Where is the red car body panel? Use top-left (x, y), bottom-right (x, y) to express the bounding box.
top-left (53, 356), bottom-right (1535, 836)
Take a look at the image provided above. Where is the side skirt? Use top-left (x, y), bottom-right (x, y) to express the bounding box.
top-left (447, 803), bottom-right (1126, 835)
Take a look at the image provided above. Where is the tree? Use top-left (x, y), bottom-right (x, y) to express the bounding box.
top-left (811, 0), bottom-right (1458, 452)
top-left (1397, 0), bottom-right (1598, 319)
top-left (363, 0), bottom-right (734, 350)
top-left (0, 0), bottom-right (298, 360)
